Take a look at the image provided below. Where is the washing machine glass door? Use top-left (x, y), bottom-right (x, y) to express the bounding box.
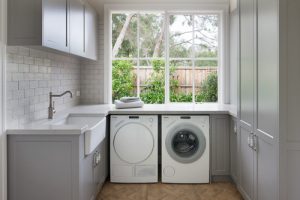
top-left (172, 130), bottom-right (199, 157)
top-left (166, 124), bottom-right (206, 163)
top-left (114, 123), bottom-right (154, 164)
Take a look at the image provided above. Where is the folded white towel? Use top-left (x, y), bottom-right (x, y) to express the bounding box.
top-left (120, 97), bottom-right (141, 103)
top-left (115, 100), bottom-right (144, 109)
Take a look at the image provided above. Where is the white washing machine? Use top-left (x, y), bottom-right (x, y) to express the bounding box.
top-left (162, 115), bottom-right (210, 183)
top-left (110, 115), bottom-right (158, 183)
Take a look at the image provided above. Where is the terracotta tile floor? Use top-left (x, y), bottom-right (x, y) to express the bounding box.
top-left (98, 182), bottom-right (243, 200)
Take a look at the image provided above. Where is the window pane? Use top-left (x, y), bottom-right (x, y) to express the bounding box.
top-left (194, 15), bottom-right (219, 58)
top-left (170, 60), bottom-right (193, 103)
top-left (112, 13), bottom-right (138, 58)
top-left (112, 60), bottom-right (137, 102)
top-left (139, 13), bottom-right (165, 58)
top-left (195, 59), bottom-right (218, 67)
top-left (195, 64), bottom-right (218, 103)
top-left (140, 59), bottom-right (165, 104)
top-left (169, 15), bottom-right (193, 58)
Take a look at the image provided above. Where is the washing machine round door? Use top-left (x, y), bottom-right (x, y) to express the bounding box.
top-left (113, 123), bottom-right (154, 164)
top-left (165, 123), bottom-right (206, 163)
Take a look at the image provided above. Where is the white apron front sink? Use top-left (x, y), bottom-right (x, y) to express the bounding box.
top-left (53, 114), bottom-right (106, 155)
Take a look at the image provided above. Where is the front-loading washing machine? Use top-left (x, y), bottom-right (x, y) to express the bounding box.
top-left (162, 115), bottom-right (209, 183)
top-left (110, 115), bottom-right (158, 183)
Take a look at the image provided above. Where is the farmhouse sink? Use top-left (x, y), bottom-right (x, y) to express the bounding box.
top-left (52, 114), bottom-right (107, 155)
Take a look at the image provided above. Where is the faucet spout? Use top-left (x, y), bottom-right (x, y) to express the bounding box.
top-left (48, 90), bottom-right (73, 119)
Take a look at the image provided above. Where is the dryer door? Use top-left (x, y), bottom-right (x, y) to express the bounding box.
top-left (165, 123), bottom-right (206, 163)
top-left (113, 123), bottom-right (154, 164)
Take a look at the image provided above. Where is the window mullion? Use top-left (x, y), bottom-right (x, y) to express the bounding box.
top-left (192, 15), bottom-right (196, 103)
top-left (137, 13), bottom-right (140, 97)
top-left (165, 11), bottom-right (170, 103)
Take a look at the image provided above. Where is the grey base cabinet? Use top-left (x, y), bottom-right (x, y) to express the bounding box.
top-left (230, 117), bottom-right (238, 184)
top-left (8, 134), bottom-right (108, 200)
top-left (210, 115), bottom-right (230, 177)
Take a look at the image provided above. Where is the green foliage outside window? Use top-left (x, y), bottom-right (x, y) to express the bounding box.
top-left (112, 60), bottom-right (136, 101)
top-left (196, 72), bottom-right (218, 102)
top-left (112, 60), bottom-right (218, 103)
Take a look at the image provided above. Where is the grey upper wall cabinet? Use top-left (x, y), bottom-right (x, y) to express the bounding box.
top-left (43, 0), bottom-right (69, 53)
top-left (237, 0), bottom-right (279, 199)
top-left (7, 0), bottom-right (98, 60)
top-left (69, 0), bottom-right (85, 56)
top-left (84, 3), bottom-right (98, 60)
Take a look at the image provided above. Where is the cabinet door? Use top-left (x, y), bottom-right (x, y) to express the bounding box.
top-left (210, 115), bottom-right (230, 176)
top-left (240, 0), bottom-right (255, 128)
top-left (94, 138), bottom-right (108, 191)
top-left (84, 3), bottom-right (98, 60)
top-left (42, 0), bottom-right (69, 52)
top-left (256, 0), bottom-right (278, 199)
top-left (230, 117), bottom-right (239, 183)
top-left (239, 126), bottom-right (256, 200)
top-left (70, 0), bottom-right (85, 56)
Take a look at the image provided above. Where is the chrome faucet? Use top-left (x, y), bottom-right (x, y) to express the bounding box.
top-left (48, 91), bottom-right (73, 119)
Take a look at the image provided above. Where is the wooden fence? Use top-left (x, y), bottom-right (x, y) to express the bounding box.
top-left (133, 66), bottom-right (217, 93)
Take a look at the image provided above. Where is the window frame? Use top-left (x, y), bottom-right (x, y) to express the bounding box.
top-left (104, 3), bottom-right (229, 104)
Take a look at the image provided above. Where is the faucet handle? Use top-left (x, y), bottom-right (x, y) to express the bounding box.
top-left (53, 101), bottom-right (56, 114)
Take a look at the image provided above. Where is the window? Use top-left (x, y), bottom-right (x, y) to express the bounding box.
top-left (108, 6), bottom-right (226, 104)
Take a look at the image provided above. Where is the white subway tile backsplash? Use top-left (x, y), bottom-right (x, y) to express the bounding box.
top-left (24, 56), bottom-right (34, 65)
top-left (7, 63), bottom-right (19, 72)
top-left (6, 46), bottom-right (81, 128)
top-left (80, 16), bottom-right (104, 104)
top-left (29, 65), bottom-right (39, 73)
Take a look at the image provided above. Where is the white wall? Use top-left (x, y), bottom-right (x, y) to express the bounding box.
top-left (229, 8), bottom-right (238, 106)
top-left (0, 0), bottom-right (6, 198)
top-left (279, 0), bottom-right (300, 199)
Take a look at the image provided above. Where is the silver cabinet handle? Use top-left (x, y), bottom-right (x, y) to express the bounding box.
top-left (252, 134), bottom-right (257, 151)
top-left (248, 134), bottom-right (252, 148)
top-left (93, 151), bottom-right (101, 167)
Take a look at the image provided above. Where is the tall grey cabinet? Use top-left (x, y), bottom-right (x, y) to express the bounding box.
top-left (238, 0), bottom-right (279, 199)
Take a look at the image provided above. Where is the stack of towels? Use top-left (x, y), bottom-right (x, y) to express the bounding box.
top-left (115, 97), bottom-right (144, 109)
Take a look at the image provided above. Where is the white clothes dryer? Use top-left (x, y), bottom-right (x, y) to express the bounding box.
top-left (110, 115), bottom-right (158, 183)
top-left (162, 115), bottom-right (210, 183)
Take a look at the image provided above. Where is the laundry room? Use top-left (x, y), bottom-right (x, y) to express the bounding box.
top-left (0, 0), bottom-right (299, 200)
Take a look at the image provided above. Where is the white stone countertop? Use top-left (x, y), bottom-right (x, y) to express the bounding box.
top-left (6, 103), bottom-right (237, 135)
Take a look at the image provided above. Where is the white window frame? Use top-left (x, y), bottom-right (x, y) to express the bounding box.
top-left (104, 3), bottom-right (229, 104)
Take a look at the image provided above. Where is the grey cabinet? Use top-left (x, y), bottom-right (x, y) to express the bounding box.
top-left (43, 0), bottom-right (69, 52)
top-left (69, 0), bottom-right (85, 56)
top-left (230, 117), bottom-right (238, 184)
top-left (239, 126), bottom-right (256, 200)
top-left (256, 0), bottom-right (278, 199)
top-left (238, 0), bottom-right (256, 198)
top-left (84, 3), bottom-right (98, 60)
top-left (7, 0), bottom-right (98, 60)
top-left (8, 133), bottom-right (108, 200)
top-left (210, 115), bottom-right (230, 177)
top-left (238, 0), bottom-right (279, 199)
